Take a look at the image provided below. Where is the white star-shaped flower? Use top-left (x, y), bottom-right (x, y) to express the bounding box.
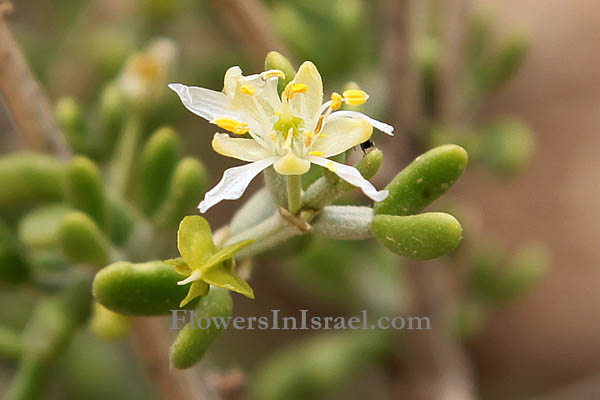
top-left (169, 61), bottom-right (394, 213)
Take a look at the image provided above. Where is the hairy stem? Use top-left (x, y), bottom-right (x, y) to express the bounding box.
top-left (225, 211), bottom-right (301, 259)
top-left (286, 175), bottom-right (302, 215)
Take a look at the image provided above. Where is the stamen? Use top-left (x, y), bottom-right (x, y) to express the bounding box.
top-left (326, 161), bottom-right (336, 172)
top-left (284, 83), bottom-right (308, 99)
top-left (314, 115), bottom-right (325, 134)
top-left (304, 131), bottom-right (313, 147)
top-left (261, 69), bottom-right (285, 80)
top-left (330, 92), bottom-right (343, 110)
top-left (343, 89), bottom-right (369, 106)
top-left (319, 134), bottom-right (326, 138)
top-left (212, 118), bottom-right (249, 135)
top-left (308, 151), bottom-right (323, 156)
top-left (241, 85), bottom-right (256, 96)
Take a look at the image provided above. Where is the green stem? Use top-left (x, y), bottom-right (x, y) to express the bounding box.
top-left (286, 175), bottom-right (302, 215)
top-left (109, 115), bottom-right (141, 196)
top-left (3, 356), bottom-right (48, 400)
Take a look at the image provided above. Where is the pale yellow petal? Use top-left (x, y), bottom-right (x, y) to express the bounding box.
top-left (290, 61), bottom-right (323, 119)
top-left (212, 133), bottom-right (272, 162)
top-left (273, 153), bottom-right (311, 175)
top-left (310, 117), bottom-right (372, 158)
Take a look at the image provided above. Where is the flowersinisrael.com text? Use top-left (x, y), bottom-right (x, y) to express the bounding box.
top-left (170, 309), bottom-right (431, 331)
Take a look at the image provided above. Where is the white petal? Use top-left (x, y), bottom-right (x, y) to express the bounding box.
top-left (311, 117), bottom-right (372, 158)
top-left (330, 110), bottom-right (394, 136)
top-left (290, 61), bottom-right (323, 119)
top-left (212, 133), bottom-right (272, 162)
top-left (168, 83), bottom-right (238, 121)
top-left (198, 158), bottom-right (276, 213)
top-left (308, 156), bottom-right (389, 202)
top-left (223, 66), bottom-right (243, 96)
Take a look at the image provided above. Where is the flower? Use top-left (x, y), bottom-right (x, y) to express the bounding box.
top-left (164, 216), bottom-right (254, 307)
top-left (169, 61), bottom-right (393, 212)
top-left (118, 38), bottom-right (177, 106)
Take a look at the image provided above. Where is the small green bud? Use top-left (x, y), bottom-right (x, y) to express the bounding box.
top-left (371, 213), bottom-right (463, 259)
top-left (264, 51), bottom-right (296, 95)
top-left (480, 119), bottom-right (534, 176)
top-left (59, 211), bottom-right (109, 266)
top-left (93, 261), bottom-right (198, 316)
top-left (138, 127), bottom-right (181, 216)
top-left (65, 157), bottom-right (106, 230)
top-left (337, 148), bottom-right (383, 191)
top-left (169, 288), bottom-right (233, 369)
top-left (89, 302), bottom-right (131, 341)
top-left (0, 153), bottom-right (64, 211)
top-left (18, 204), bottom-right (70, 249)
top-left (472, 242), bottom-right (548, 303)
top-left (56, 98), bottom-right (88, 154)
top-left (374, 145), bottom-right (468, 216)
top-left (152, 158), bottom-right (207, 229)
top-left (485, 33), bottom-right (529, 92)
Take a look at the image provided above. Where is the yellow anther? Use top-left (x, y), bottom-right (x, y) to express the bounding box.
top-left (285, 83), bottom-right (308, 99)
top-left (308, 151), bottom-right (323, 156)
top-left (326, 161), bottom-right (336, 172)
top-left (330, 92), bottom-right (343, 110)
top-left (304, 131), bottom-right (314, 147)
top-left (314, 115), bottom-right (325, 134)
top-left (213, 118), bottom-right (249, 135)
top-left (132, 56), bottom-right (161, 80)
top-left (240, 85), bottom-right (256, 96)
top-left (270, 132), bottom-right (277, 143)
top-left (319, 134), bottom-right (326, 139)
top-left (342, 89), bottom-right (369, 106)
top-left (261, 69), bottom-right (286, 80)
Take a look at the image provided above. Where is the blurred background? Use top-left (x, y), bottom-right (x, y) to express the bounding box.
top-left (1, 0), bottom-right (599, 399)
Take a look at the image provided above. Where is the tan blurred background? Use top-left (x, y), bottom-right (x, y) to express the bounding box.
top-left (464, 0), bottom-right (600, 398)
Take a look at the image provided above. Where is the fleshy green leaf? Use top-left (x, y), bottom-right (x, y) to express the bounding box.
top-left (372, 213), bottom-right (463, 260)
top-left (179, 281), bottom-right (210, 308)
top-left (177, 216), bottom-right (215, 267)
top-left (374, 145), bottom-right (468, 216)
top-left (203, 264), bottom-right (254, 299)
top-left (199, 240), bottom-right (254, 273)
